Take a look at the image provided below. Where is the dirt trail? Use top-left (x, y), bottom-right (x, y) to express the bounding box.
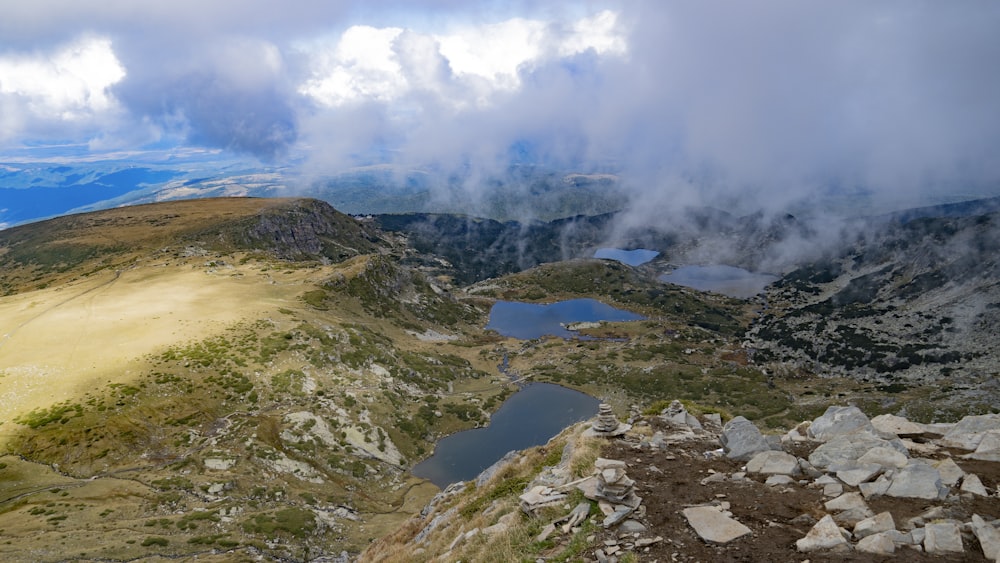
top-left (0, 270), bottom-right (121, 354)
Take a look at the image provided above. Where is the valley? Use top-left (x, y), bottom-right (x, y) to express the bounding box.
top-left (0, 197), bottom-right (996, 561)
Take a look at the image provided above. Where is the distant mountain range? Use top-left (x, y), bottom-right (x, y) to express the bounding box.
top-left (1, 150), bottom-right (626, 228)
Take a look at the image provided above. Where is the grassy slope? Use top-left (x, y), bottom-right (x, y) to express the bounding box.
top-left (0, 198), bottom-right (506, 561)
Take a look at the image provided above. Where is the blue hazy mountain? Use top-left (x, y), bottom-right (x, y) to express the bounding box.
top-left (1, 147), bottom-right (626, 228)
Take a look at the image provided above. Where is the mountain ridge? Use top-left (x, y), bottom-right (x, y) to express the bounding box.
top-left (0, 196), bottom-right (997, 561)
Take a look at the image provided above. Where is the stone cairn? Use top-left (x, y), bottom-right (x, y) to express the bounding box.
top-left (584, 403), bottom-right (631, 437)
top-left (593, 458), bottom-right (640, 507)
top-left (576, 457), bottom-right (643, 528)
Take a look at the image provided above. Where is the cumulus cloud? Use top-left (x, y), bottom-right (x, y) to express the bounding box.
top-left (0, 35), bottom-right (125, 141)
top-left (1, 1), bottom-right (999, 218)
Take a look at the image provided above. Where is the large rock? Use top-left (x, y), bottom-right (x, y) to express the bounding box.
top-left (966, 429), bottom-right (1000, 461)
top-left (885, 462), bottom-right (945, 500)
top-left (932, 457), bottom-right (964, 486)
top-left (870, 414), bottom-right (926, 437)
top-left (796, 515), bottom-right (849, 552)
top-left (859, 475), bottom-right (891, 499)
top-left (924, 522), bottom-right (963, 554)
top-left (808, 432), bottom-right (908, 470)
top-left (746, 450), bottom-right (799, 476)
top-left (832, 462), bottom-right (882, 486)
top-left (961, 473), bottom-right (989, 496)
top-left (939, 414), bottom-right (1000, 450)
top-left (682, 505), bottom-right (752, 544)
top-left (720, 416), bottom-right (776, 461)
top-left (856, 532), bottom-right (895, 555)
top-left (857, 446), bottom-right (908, 469)
top-left (853, 511), bottom-right (895, 539)
top-left (808, 406), bottom-right (874, 441)
top-left (824, 492), bottom-right (868, 513)
top-left (971, 514), bottom-right (1000, 561)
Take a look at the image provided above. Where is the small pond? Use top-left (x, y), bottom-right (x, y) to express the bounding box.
top-left (659, 264), bottom-right (779, 299)
top-left (410, 383), bottom-right (600, 487)
top-left (485, 298), bottom-right (645, 339)
top-left (593, 248), bottom-right (660, 266)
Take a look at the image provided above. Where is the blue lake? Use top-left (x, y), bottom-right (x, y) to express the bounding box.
top-left (660, 265), bottom-right (779, 299)
top-left (485, 298), bottom-right (645, 339)
top-left (411, 383), bottom-right (600, 487)
top-left (594, 248), bottom-right (659, 266)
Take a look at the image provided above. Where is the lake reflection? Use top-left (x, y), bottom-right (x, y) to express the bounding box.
top-left (594, 248), bottom-right (659, 266)
top-left (411, 383), bottom-right (599, 487)
top-left (660, 265), bottom-right (778, 299)
top-left (486, 298), bottom-right (645, 339)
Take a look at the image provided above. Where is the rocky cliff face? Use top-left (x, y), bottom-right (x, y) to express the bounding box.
top-left (202, 198), bottom-right (383, 262)
top-left (747, 210), bottom-right (1000, 417)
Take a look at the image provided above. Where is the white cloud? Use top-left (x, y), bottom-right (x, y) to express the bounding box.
top-left (299, 25), bottom-right (406, 106)
top-left (298, 10), bottom-right (627, 108)
top-left (0, 35), bottom-right (125, 120)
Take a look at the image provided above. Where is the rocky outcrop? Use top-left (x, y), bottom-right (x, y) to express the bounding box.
top-left (746, 209), bottom-right (1000, 417)
top-left (380, 402), bottom-right (1000, 562)
top-left (206, 198), bottom-right (381, 262)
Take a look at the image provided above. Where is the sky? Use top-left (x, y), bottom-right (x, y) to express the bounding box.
top-left (2, 0), bottom-right (1000, 218)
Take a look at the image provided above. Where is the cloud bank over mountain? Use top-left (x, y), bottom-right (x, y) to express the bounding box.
top-left (2, 1), bottom-right (999, 215)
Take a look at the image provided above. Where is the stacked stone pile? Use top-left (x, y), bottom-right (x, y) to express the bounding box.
top-left (584, 403), bottom-right (631, 437)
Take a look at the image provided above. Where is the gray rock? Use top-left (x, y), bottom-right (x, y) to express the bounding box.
top-left (535, 523), bottom-right (557, 542)
top-left (932, 457), bottom-right (964, 486)
top-left (808, 432), bottom-right (907, 470)
top-left (966, 429), bottom-right (1000, 461)
top-left (477, 450), bottom-right (519, 486)
top-left (853, 511), bottom-right (895, 539)
top-left (765, 475), bottom-right (796, 486)
top-left (602, 506), bottom-right (634, 528)
top-left (682, 505), bottom-right (752, 544)
top-left (924, 522), bottom-right (963, 554)
top-left (824, 492), bottom-right (868, 513)
top-left (884, 529), bottom-right (914, 545)
top-left (813, 475), bottom-right (839, 486)
top-left (972, 514), bottom-right (1000, 560)
top-left (798, 458), bottom-right (823, 478)
top-left (618, 519), bottom-right (647, 534)
top-left (939, 413), bottom-right (1000, 450)
top-left (796, 514), bottom-right (849, 552)
top-left (823, 482), bottom-right (844, 497)
top-left (484, 512), bottom-right (517, 537)
top-left (870, 414), bottom-right (926, 437)
top-left (886, 462), bottom-right (945, 500)
top-left (833, 506), bottom-right (875, 527)
top-left (808, 406), bottom-right (874, 442)
top-left (746, 450), bottom-right (800, 476)
top-left (857, 446), bottom-right (909, 469)
top-left (519, 486), bottom-right (568, 514)
top-left (921, 422), bottom-right (954, 437)
top-left (833, 462), bottom-right (882, 486)
top-left (857, 532), bottom-right (896, 555)
top-left (720, 416), bottom-right (776, 461)
top-left (960, 473), bottom-right (989, 496)
top-left (859, 475), bottom-right (891, 499)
